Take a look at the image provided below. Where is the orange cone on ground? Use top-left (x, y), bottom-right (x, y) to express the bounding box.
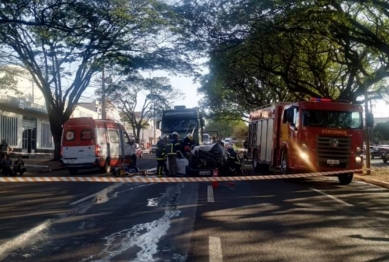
top-left (212, 168), bottom-right (219, 188)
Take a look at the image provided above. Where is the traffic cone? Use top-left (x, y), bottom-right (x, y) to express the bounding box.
top-left (212, 168), bottom-right (219, 188)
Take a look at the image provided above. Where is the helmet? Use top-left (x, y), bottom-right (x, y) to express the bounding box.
top-left (171, 131), bottom-right (179, 136)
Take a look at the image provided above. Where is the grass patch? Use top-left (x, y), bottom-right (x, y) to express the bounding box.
top-left (360, 166), bottom-right (389, 183)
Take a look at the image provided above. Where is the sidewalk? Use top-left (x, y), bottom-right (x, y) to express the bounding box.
top-left (355, 168), bottom-right (389, 189)
top-left (21, 158), bottom-right (65, 174)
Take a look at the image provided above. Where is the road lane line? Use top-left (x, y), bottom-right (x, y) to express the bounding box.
top-left (311, 188), bottom-right (353, 207)
top-left (209, 236), bottom-right (223, 262)
top-left (207, 185), bottom-right (214, 202)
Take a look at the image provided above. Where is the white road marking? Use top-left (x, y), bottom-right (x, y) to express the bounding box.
top-left (70, 167), bottom-right (156, 206)
top-left (0, 220), bottom-right (52, 261)
top-left (70, 183), bottom-right (122, 205)
top-left (311, 188), bottom-right (353, 207)
top-left (209, 236), bottom-right (223, 262)
top-left (207, 185), bottom-right (214, 202)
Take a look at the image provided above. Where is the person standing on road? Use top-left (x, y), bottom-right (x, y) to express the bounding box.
top-left (156, 135), bottom-right (167, 177)
top-left (166, 131), bottom-right (181, 177)
top-left (181, 133), bottom-right (195, 158)
top-left (128, 140), bottom-right (137, 167)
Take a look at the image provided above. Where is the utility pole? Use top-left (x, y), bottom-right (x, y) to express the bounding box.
top-left (365, 88), bottom-right (371, 175)
top-left (101, 66), bottom-right (106, 119)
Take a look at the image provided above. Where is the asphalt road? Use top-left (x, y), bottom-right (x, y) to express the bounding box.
top-left (1, 154), bottom-right (389, 262)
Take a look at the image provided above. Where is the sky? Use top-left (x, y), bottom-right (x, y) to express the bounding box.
top-left (80, 67), bottom-right (207, 112)
top-left (138, 70), bottom-right (204, 110)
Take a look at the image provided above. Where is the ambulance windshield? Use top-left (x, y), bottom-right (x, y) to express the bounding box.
top-left (302, 110), bottom-right (362, 129)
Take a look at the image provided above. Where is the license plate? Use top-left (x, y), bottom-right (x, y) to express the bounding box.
top-left (199, 171), bottom-right (210, 176)
top-left (327, 159), bottom-right (340, 165)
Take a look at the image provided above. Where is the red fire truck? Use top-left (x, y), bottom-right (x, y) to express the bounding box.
top-left (247, 98), bottom-right (365, 185)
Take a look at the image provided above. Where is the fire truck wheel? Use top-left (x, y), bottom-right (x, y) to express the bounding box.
top-left (338, 173), bottom-right (353, 185)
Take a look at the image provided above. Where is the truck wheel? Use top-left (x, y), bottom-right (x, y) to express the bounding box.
top-left (338, 173), bottom-right (353, 185)
top-left (280, 149), bottom-right (290, 174)
top-left (384, 157), bottom-right (388, 164)
top-left (104, 159), bottom-right (111, 174)
top-left (68, 168), bottom-right (78, 175)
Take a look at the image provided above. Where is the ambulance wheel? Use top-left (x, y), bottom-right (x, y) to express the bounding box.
top-left (280, 149), bottom-right (290, 174)
top-left (103, 159), bottom-right (111, 174)
top-left (338, 173), bottom-right (353, 185)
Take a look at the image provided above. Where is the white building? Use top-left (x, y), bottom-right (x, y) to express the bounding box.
top-left (0, 67), bottom-right (97, 155)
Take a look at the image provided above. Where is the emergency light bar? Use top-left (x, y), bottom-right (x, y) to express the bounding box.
top-left (309, 97), bottom-right (332, 102)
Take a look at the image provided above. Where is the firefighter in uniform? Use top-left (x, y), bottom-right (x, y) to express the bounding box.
top-left (156, 135), bottom-right (167, 177)
top-left (166, 131), bottom-right (181, 177)
top-left (181, 133), bottom-right (195, 158)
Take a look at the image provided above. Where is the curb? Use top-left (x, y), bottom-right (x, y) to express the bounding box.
top-left (27, 167), bottom-right (66, 175)
top-left (354, 175), bottom-right (389, 189)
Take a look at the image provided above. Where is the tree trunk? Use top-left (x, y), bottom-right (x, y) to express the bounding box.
top-left (47, 106), bottom-right (70, 161)
top-left (136, 127), bottom-right (142, 143)
top-left (49, 115), bottom-right (64, 161)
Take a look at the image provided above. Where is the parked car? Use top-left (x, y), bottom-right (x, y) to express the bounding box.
top-left (370, 146), bottom-right (382, 159)
top-left (378, 145), bottom-right (389, 163)
top-left (150, 144), bottom-right (158, 154)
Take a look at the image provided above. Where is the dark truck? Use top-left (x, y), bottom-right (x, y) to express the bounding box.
top-left (158, 105), bottom-right (205, 145)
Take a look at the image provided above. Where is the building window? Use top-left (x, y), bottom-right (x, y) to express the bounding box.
top-left (0, 115), bottom-right (18, 146)
top-left (41, 123), bottom-right (53, 148)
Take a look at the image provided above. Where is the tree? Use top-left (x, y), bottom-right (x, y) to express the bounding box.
top-left (178, 0), bottom-right (389, 115)
top-left (204, 121), bottom-right (233, 139)
top-left (103, 76), bottom-right (183, 143)
top-left (374, 121), bottom-right (389, 142)
top-left (0, 0), bottom-right (193, 160)
top-left (0, 65), bottom-right (24, 94)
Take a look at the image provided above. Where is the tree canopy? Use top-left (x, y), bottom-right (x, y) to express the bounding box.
top-left (177, 0), bottom-right (389, 119)
top-left (0, 0), bottom-right (193, 159)
top-left (101, 75), bottom-right (183, 142)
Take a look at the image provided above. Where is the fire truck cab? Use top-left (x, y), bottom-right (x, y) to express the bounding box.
top-left (247, 98), bottom-right (365, 185)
